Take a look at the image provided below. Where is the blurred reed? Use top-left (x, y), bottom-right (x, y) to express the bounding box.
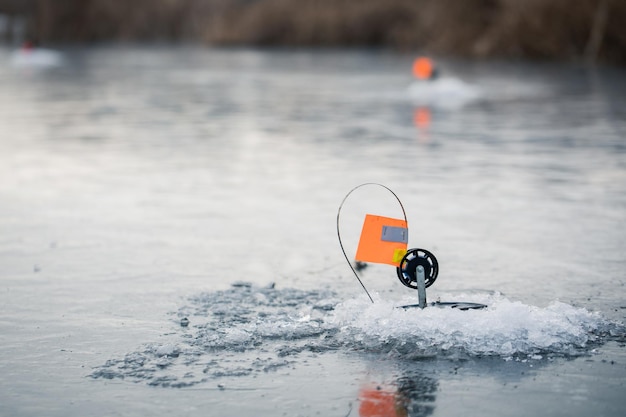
top-left (0, 0), bottom-right (624, 64)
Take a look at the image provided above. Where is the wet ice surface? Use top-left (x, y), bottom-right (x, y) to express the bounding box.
top-left (92, 284), bottom-right (340, 387)
top-left (91, 282), bottom-right (622, 388)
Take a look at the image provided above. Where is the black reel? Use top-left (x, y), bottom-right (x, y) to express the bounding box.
top-left (396, 248), bottom-right (439, 289)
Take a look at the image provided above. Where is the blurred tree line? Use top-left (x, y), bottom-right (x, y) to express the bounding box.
top-left (0, 0), bottom-right (624, 64)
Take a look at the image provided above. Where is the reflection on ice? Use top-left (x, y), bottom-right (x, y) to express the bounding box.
top-left (359, 372), bottom-right (438, 417)
top-left (91, 283), bottom-right (621, 387)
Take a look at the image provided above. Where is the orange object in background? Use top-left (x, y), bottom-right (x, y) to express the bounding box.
top-left (412, 57), bottom-right (435, 80)
top-left (355, 214), bottom-right (408, 267)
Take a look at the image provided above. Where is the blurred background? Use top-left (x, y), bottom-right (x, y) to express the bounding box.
top-left (1, 2), bottom-right (625, 416)
top-left (1, 0), bottom-right (625, 64)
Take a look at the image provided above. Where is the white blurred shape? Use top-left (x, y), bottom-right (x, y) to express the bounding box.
top-left (10, 47), bottom-right (64, 69)
top-left (408, 77), bottom-right (483, 109)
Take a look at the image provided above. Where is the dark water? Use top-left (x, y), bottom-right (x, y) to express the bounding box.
top-left (0, 46), bottom-right (625, 417)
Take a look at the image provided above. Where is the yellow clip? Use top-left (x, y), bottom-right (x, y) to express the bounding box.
top-left (392, 248), bottom-right (407, 264)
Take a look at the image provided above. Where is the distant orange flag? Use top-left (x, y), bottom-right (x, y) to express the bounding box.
top-left (412, 57), bottom-right (435, 80)
top-left (355, 214), bottom-right (408, 267)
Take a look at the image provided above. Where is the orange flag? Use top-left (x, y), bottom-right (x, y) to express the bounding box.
top-left (355, 214), bottom-right (408, 267)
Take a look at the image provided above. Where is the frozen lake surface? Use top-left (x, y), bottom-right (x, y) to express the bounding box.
top-left (0, 46), bottom-right (625, 416)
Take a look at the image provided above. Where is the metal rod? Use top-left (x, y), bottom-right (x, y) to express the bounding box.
top-left (416, 265), bottom-right (426, 309)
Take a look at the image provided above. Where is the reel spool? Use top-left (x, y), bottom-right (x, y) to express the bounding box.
top-left (396, 248), bottom-right (439, 289)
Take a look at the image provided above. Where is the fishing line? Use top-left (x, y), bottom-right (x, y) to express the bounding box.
top-left (336, 183), bottom-right (408, 303)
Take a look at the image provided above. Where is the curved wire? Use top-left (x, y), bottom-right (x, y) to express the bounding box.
top-left (336, 183), bottom-right (409, 303)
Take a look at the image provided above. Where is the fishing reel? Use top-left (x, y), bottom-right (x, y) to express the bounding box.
top-left (396, 247), bottom-right (486, 310)
top-left (396, 248), bottom-right (438, 289)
